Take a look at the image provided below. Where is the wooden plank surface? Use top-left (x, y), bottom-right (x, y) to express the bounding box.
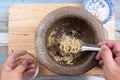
top-left (0, 46), bottom-right (8, 65)
top-left (0, 33), bottom-right (8, 46)
top-left (8, 4), bottom-right (105, 75)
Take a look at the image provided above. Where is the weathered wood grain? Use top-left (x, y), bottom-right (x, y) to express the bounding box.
top-left (0, 7), bottom-right (9, 21)
top-left (0, 46), bottom-right (8, 65)
top-left (0, 33), bottom-right (8, 45)
top-left (0, 22), bottom-right (8, 32)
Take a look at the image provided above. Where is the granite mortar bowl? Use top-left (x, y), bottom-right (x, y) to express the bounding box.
top-left (35, 6), bottom-right (105, 75)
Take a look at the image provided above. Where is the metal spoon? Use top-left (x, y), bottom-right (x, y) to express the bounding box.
top-left (58, 44), bottom-right (101, 55)
top-left (80, 44), bottom-right (101, 52)
top-left (69, 44), bottom-right (101, 55)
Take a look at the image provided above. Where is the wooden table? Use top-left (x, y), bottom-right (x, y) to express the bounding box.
top-left (8, 4), bottom-right (105, 75)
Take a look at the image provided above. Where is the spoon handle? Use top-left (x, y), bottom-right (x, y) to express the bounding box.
top-left (80, 44), bottom-right (101, 52)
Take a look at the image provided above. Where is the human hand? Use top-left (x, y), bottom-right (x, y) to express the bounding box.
top-left (96, 40), bottom-right (120, 80)
top-left (0, 50), bottom-right (36, 80)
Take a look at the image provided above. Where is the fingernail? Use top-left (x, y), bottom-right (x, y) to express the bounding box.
top-left (32, 64), bottom-right (37, 68)
top-left (101, 45), bottom-right (107, 50)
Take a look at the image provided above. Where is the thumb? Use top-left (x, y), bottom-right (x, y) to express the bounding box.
top-left (14, 60), bottom-right (27, 74)
top-left (101, 45), bottom-right (115, 66)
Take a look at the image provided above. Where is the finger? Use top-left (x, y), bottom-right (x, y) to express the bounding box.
top-left (8, 50), bottom-right (27, 63)
top-left (98, 40), bottom-right (107, 46)
top-left (11, 59), bottom-right (25, 69)
top-left (13, 58), bottom-right (34, 69)
top-left (23, 69), bottom-right (36, 78)
top-left (25, 59), bottom-right (34, 64)
top-left (15, 58), bottom-right (34, 66)
top-left (15, 58), bottom-right (24, 65)
top-left (10, 64), bottom-right (17, 69)
top-left (3, 50), bottom-right (27, 68)
top-left (115, 57), bottom-right (120, 65)
top-left (98, 40), bottom-right (114, 46)
top-left (116, 53), bottom-right (120, 57)
top-left (99, 40), bottom-right (120, 57)
top-left (98, 40), bottom-right (119, 48)
top-left (26, 63), bottom-right (36, 71)
top-left (99, 60), bottom-right (103, 65)
top-left (14, 60), bottom-right (27, 74)
top-left (96, 51), bottom-right (102, 60)
top-left (101, 45), bottom-right (115, 66)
